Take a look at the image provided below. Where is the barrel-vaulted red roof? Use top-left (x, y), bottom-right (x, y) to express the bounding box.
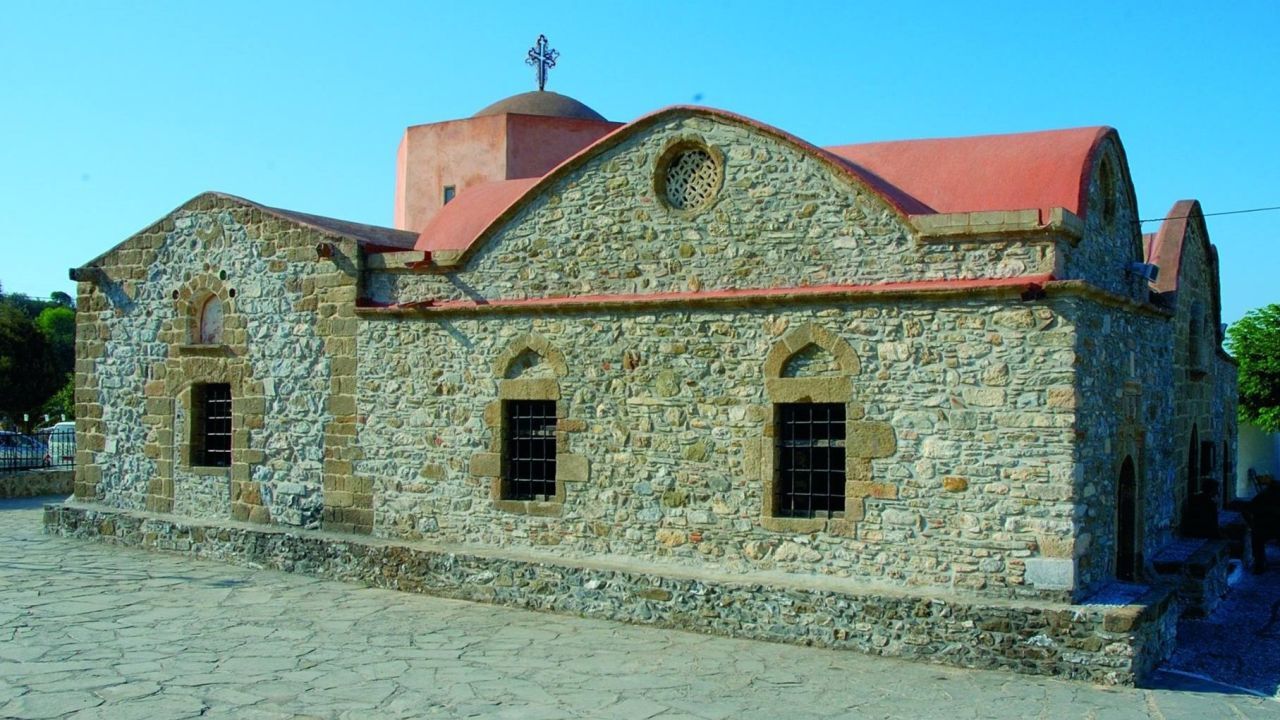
top-left (825, 126), bottom-right (1114, 220)
top-left (412, 107), bottom-right (1117, 257)
top-left (1144, 199), bottom-right (1211, 295)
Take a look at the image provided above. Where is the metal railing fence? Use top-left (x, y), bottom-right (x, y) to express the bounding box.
top-left (0, 426), bottom-right (75, 473)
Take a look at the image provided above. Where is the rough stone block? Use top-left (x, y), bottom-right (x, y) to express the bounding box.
top-left (470, 453), bottom-right (501, 478)
top-left (327, 395), bottom-right (356, 415)
top-left (867, 482), bottom-right (897, 499)
top-left (1104, 607), bottom-right (1143, 633)
top-left (847, 422), bottom-right (896, 458)
top-left (1024, 558), bottom-right (1075, 591)
top-left (498, 378), bottom-right (560, 400)
top-left (765, 377), bottom-right (853, 403)
top-left (555, 454), bottom-right (588, 483)
top-left (1046, 386), bottom-right (1078, 409)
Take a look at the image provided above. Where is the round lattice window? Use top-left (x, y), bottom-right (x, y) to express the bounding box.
top-left (662, 148), bottom-right (719, 210)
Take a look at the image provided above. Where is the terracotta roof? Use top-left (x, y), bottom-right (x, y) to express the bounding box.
top-left (824, 126), bottom-right (1113, 219)
top-left (259, 201), bottom-right (419, 250)
top-left (417, 178), bottom-right (540, 254)
top-left (411, 108), bottom-right (1119, 259)
top-left (1144, 199), bottom-right (1204, 295)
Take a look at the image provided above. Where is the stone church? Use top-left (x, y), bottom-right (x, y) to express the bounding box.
top-left (53, 78), bottom-right (1238, 683)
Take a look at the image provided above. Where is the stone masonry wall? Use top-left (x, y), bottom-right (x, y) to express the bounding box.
top-left (356, 297), bottom-right (1082, 601)
top-left (366, 112), bottom-right (1056, 306)
top-left (1165, 220), bottom-right (1236, 518)
top-left (0, 470), bottom-right (73, 498)
top-left (74, 195), bottom-right (363, 531)
top-left (1066, 297), bottom-right (1175, 596)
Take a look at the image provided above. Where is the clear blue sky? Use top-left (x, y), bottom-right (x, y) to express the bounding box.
top-left (1, 1), bottom-right (1277, 325)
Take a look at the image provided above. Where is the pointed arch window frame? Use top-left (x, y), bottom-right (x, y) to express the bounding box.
top-left (469, 333), bottom-right (589, 516)
top-left (758, 323), bottom-right (896, 536)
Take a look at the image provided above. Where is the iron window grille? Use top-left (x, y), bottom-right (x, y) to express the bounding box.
top-left (776, 403), bottom-right (846, 518)
top-left (194, 383), bottom-right (232, 467)
top-left (503, 400), bottom-right (557, 501)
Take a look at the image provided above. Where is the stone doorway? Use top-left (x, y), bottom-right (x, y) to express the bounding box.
top-left (1117, 455), bottom-right (1139, 582)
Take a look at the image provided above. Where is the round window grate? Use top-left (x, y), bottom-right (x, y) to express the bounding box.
top-left (664, 149), bottom-right (718, 210)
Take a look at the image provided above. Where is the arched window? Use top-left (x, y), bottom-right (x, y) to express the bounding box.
top-left (1116, 456), bottom-right (1138, 582)
top-left (198, 295), bottom-right (224, 345)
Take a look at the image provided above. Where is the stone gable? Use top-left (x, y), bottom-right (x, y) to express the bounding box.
top-left (74, 195), bottom-right (362, 530)
top-left (369, 112), bottom-right (1055, 307)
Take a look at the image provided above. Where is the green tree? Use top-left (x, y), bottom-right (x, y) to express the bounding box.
top-left (1226, 303), bottom-right (1280, 432)
top-left (0, 302), bottom-right (61, 431)
top-left (34, 305), bottom-right (75, 377)
top-left (41, 374), bottom-right (75, 422)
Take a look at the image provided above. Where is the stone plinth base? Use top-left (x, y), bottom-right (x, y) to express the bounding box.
top-left (1219, 510), bottom-right (1253, 570)
top-left (1152, 538), bottom-right (1231, 619)
top-left (44, 501), bottom-right (1176, 685)
top-left (1, 469), bottom-right (73, 499)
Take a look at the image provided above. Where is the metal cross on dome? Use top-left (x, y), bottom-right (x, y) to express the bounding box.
top-left (526, 34), bottom-right (559, 91)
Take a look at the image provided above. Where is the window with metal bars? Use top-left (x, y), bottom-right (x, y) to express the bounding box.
top-left (503, 400), bottom-right (557, 501)
top-left (776, 403), bottom-right (845, 518)
top-left (193, 383), bottom-right (232, 467)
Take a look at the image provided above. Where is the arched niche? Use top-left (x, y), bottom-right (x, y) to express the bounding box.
top-left (492, 332), bottom-right (568, 379)
top-left (197, 294), bottom-right (224, 345)
top-left (763, 322), bottom-right (860, 381)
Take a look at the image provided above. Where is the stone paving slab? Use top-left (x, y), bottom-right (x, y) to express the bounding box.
top-left (2, 497), bottom-right (1278, 719)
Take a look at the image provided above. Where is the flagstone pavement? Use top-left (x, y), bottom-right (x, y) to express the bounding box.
top-left (2, 496), bottom-right (1278, 719)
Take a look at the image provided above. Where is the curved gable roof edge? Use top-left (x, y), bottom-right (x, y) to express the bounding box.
top-left (1146, 199), bottom-right (1224, 335)
top-left (414, 105), bottom-right (927, 259)
top-left (1147, 199), bottom-right (1207, 294)
top-left (1080, 128), bottom-right (1146, 266)
top-left (1076, 127), bottom-right (1125, 221)
top-left (77, 191), bottom-right (418, 271)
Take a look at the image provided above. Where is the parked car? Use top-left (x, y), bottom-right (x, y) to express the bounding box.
top-left (40, 421), bottom-right (76, 467)
top-left (0, 431), bottom-right (50, 471)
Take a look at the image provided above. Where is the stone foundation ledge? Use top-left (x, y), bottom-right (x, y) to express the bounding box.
top-left (44, 501), bottom-right (1175, 686)
top-left (1152, 538), bottom-right (1232, 619)
top-left (0, 469), bottom-right (73, 499)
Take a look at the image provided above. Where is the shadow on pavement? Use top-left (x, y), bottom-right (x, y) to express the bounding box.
top-left (1151, 543), bottom-right (1280, 701)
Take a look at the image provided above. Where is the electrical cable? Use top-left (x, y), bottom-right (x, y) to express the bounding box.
top-left (1138, 206), bottom-right (1280, 223)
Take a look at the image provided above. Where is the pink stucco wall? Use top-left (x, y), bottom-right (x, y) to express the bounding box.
top-left (394, 113), bottom-right (619, 232)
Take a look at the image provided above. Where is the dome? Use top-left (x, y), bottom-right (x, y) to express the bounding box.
top-left (474, 91), bottom-right (607, 122)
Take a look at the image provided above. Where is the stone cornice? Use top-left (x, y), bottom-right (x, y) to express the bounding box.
top-left (356, 275), bottom-right (1055, 317)
top-left (356, 274), bottom-right (1183, 320)
top-left (913, 207), bottom-right (1083, 243)
top-left (1040, 279), bottom-right (1172, 318)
